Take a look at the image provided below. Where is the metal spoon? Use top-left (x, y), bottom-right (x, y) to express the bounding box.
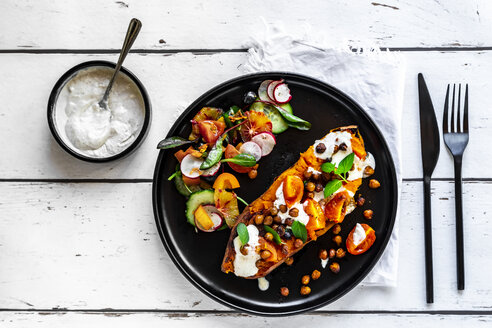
top-left (98, 18), bottom-right (142, 110)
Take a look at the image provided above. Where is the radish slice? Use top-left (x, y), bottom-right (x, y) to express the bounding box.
top-left (267, 80), bottom-right (283, 102)
top-left (258, 79), bottom-right (273, 102)
top-left (251, 132), bottom-right (276, 156)
top-left (273, 83), bottom-right (292, 104)
top-left (180, 154), bottom-right (203, 178)
top-left (202, 161), bottom-right (221, 177)
top-left (195, 205), bottom-right (224, 232)
top-left (239, 141), bottom-right (262, 161)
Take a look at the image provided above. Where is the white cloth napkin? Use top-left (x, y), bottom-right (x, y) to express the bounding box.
top-left (242, 24), bottom-right (405, 287)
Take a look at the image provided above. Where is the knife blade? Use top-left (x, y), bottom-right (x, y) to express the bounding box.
top-left (418, 73), bottom-right (440, 304)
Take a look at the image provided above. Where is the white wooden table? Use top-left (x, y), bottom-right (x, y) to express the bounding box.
top-left (1, 1), bottom-right (491, 326)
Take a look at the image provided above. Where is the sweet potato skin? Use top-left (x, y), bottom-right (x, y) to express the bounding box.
top-left (221, 126), bottom-right (365, 279)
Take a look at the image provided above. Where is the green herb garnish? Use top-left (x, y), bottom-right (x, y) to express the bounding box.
top-left (323, 179), bottom-right (343, 198)
top-left (321, 153), bottom-right (355, 183)
top-left (168, 171), bottom-right (178, 181)
top-left (157, 136), bottom-right (195, 150)
top-left (237, 223), bottom-right (249, 245)
top-left (291, 221), bottom-right (307, 243)
top-left (236, 195), bottom-right (249, 206)
top-left (200, 134), bottom-right (226, 170)
top-left (221, 154), bottom-right (256, 167)
top-left (264, 225), bottom-right (283, 245)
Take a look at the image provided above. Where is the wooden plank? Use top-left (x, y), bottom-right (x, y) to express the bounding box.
top-left (0, 181), bottom-right (490, 311)
top-left (0, 51), bottom-right (489, 179)
top-left (0, 1), bottom-right (491, 49)
top-left (1, 311), bottom-right (491, 328)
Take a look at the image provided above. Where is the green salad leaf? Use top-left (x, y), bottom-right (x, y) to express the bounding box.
top-left (221, 154), bottom-right (256, 167)
top-left (157, 136), bottom-right (195, 150)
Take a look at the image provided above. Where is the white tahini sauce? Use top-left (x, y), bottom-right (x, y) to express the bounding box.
top-left (313, 131), bottom-right (376, 182)
top-left (258, 277), bottom-right (270, 291)
top-left (321, 258), bottom-right (329, 269)
top-left (55, 66), bottom-right (145, 158)
top-left (273, 182), bottom-right (310, 225)
top-left (233, 225), bottom-right (261, 277)
top-left (352, 223), bottom-right (367, 246)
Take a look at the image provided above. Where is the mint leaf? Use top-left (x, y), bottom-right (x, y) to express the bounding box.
top-left (264, 225), bottom-right (282, 245)
top-left (324, 179), bottom-right (342, 198)
top-left (291, 221), bottom-right (307, 243)
top-left (236, 223), bottom-right (249, 246)
top-left (335, 153), bottom-right (355, 175)
top-left (321, 162), bottom-right (336, 173)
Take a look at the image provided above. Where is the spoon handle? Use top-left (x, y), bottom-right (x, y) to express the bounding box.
top-left (101, 18), bottom-right (142, 104)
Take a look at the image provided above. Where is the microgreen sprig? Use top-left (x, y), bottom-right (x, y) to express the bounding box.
top-left (321, 153), bottom-right (355, 198)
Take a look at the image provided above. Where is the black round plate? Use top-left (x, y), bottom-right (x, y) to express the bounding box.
top-left (152, 72), bottom-right (397, 316)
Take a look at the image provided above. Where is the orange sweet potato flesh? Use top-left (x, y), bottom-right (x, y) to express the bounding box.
top-left (221, 126), bottom-right (367, 279)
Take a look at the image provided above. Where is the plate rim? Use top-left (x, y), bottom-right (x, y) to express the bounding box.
top-left (152, 71), bottom-right (398, 316)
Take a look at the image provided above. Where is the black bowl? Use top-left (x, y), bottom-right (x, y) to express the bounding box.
top-left (47, 60), bottom-right (151, 163)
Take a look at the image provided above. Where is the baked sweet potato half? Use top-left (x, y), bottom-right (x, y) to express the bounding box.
top-left (221, 126), bottom-right (375, 279)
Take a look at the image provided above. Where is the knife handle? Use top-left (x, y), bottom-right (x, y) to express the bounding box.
top-left (423, 176), bottom-right (434, 303)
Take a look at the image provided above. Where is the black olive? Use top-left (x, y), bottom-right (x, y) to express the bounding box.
top-left (339, 142), bottom-right (348, 151)
top-left (243, 91), bottom-right (257, 105)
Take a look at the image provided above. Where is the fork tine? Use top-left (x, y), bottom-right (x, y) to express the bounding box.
top-left (457, 84), bottom-right (462, 133)
top-left (463, 84), bottom-right (469, 133)
top-left (451, 84), bottom-right (456, 132)
top-left (443, 84), bottom-right (450, 133)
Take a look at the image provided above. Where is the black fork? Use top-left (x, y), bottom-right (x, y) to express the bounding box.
top-left (442, 84), bottom-right (469, 290)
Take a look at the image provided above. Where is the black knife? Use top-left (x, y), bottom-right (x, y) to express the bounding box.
top-left (418, 73), bottom-right (440, 304)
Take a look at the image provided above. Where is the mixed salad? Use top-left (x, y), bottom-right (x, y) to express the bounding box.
top-left (157, 79), bottom-right (311, 232)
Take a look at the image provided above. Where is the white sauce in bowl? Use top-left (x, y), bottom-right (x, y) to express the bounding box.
top-left (54, 66), bottom-right (145, 158)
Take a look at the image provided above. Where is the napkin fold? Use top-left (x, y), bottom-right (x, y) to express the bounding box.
top-left (242, 24), bottom-right (405, 287)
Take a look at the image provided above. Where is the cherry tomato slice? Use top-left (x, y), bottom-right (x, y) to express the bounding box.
top-left (198, 120), bottom-right (226, 144)
top-left (346, 223), bottom-right (376, 255)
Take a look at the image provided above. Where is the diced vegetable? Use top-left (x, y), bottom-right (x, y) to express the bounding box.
top-left (197, 120), bottom-right (226, 144)
top-left (283, 175), bottom-right (304, 208)
top-left (304, 199), bottom-right (326, 240)
top-left (189, 107), bottom-right (224, 140)
top-left (180, 154), bottom-right (204, 178)
top-left (239, 141), bottom-right (262, 161)
top-left (194, 205), bottom-right (224, 232)
top-left (185, 190), bottom-right (215, 226)
top-left (251, 132), bottom-right (276, 156)
top-left (214, 188), bottom-right (240, 227)
top-left (224, 144), bottom-right (253, 173)
top-left (258, 79), bottom-right (273, 102)
top-left (273, 83), bottom-right (292, 104)
top-left (174, 171), bottom-right (202, 197)
top-left (213, 173), bottom-right (240, 190)
top-left (346, 223), bottom-right (376, 255)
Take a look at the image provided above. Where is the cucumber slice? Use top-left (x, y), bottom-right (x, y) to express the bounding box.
top-left (185, 189), bottom-right (215, 226)
top-left (249, 101), bottom-right (293, 134)
top-left (174, 171), bottom-right (202, 197)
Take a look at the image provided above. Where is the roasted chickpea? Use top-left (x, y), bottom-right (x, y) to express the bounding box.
top-left (319, 249), bottom-right (328, 260)
top-left (273, 215), bottom-right (282, 224)
top-left (336, 248), bottom-right (346, 258)
top-left (364, 209), bottom-right (374, 220)
top-left (306, 192), bottom-right (314, 199)
top-left (279, 204), bottom-right (288, 213)
top-left (311, 270), bottom-right (321, 280)
top-left (333, 235), bottom-right (342, 246)
top-left (289, 208), bottom-right (299, 217)
top-left (254, 214), bottom-right (264, 225)
top-left (339, 142), bottom-right (348, 151)
top-left (356, 196), bottom-right (366, 207)
top-left (265, 232), bottom-right (273, 241)
top-left (260, 249), bottom-right (272, 260)
top-left (306, 182), bottom-right (316, 192)
top-left (369, 179), bottom-right (381, 189)
top-left (303, 170), bottom-right (313, 179)
top-left (300, 286), bottom-right (312, 296)
top-left (332, 224), bottom-right (341, 235)
top-left (312, 173), bottom-right (321, 181)
top-left (315, 142), bottom-right (326, 154)
top-left (315, 183), bottom-right (324, 193)
top-left (264, 215), bottom-right (273, 225)
top-left (330, 262), bottom-right (340, 274)
top-left (240, 246), bottom-right (248, 255)
top-left (301, 275), bottom-right (310, 285)
top-left (276, 225), bottom-right (286, 237)
top-left (329, 248), bottom-right (336, 259)
top-left (281, 244), bottom-right (289, 255)
top-left (285, 257), bottom-right (294, 266)
top-left (248, 169), bottom-right (258, 179)
top-left (364, 166), bottom-right (375, 176)
top-left (280, 287), bottom-right (290, 297)
top-left (272, 224), bottom-right (279, 231)
top-left (285, 218), bottom-right (294, 226)
top-left (270, 207), bottom-right (279, 216)
top-left (294, 238), bottom-right (304, 248)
